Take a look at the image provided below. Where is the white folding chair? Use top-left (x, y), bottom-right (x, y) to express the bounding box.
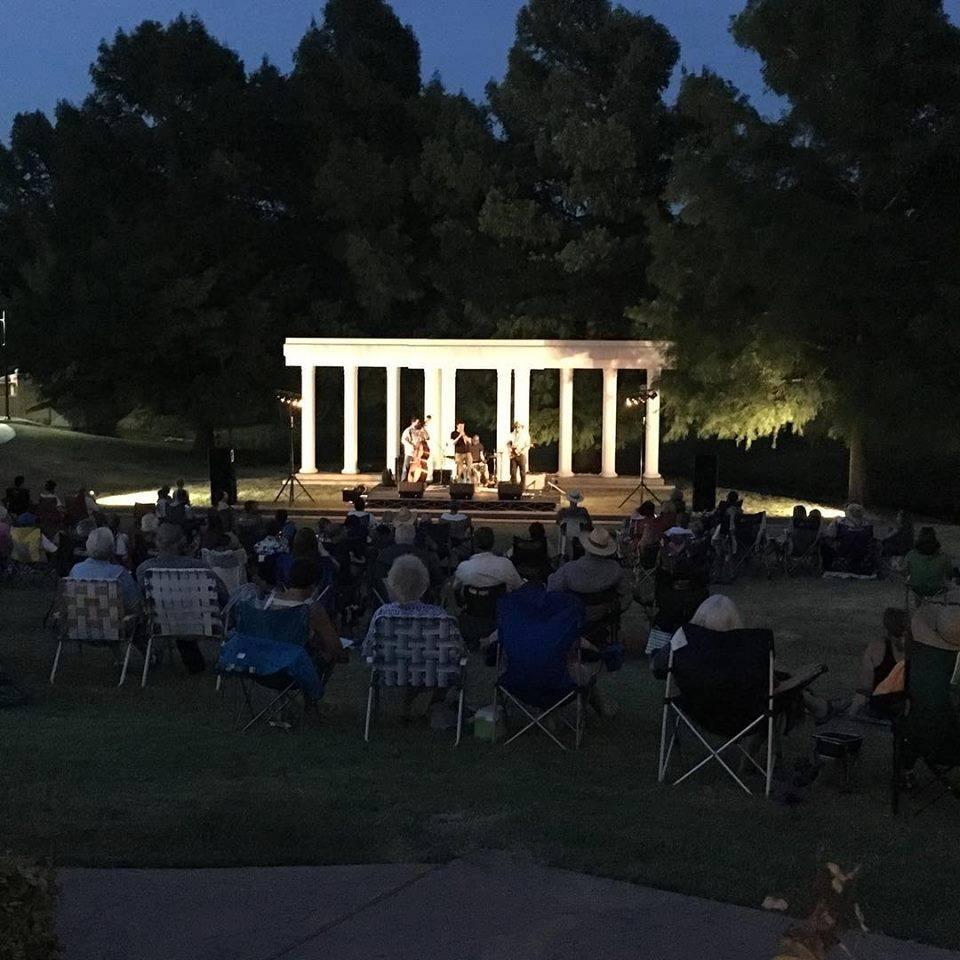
top-left (201, 547), bottom-right (248, 595)
top-left (140, 568), bottom-right (224, 687)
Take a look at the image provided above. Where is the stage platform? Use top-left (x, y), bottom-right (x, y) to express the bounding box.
top-left (287, 472), bottom-right (676, 519)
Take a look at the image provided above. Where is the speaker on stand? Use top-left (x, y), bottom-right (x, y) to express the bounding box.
top-left (209, 448), bottom-right (237, 506)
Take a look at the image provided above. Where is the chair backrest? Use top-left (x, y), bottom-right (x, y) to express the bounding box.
top-left (443, 517), bottom-right (472, 543)
top-left (670, 624), bottom-right (773, 736)
top-left (837, 524), bottom-right (874, 556)
top-left (498, 585), bottom-right (584, 700)
top-left (10, 527), bottom-right (43, 563)
top-left (905, 638), bottom-right (960, 764)
top-left (513, 537), bottom-right (549, 567)
top-left (202, 548), bottom-right (248, 595)
top-left (789, 524), bottom-right (820, 556)
top-left (366, 612), bottom-right (464, 688)
top-left (234, 599), bottom-right (310, 647)
top-left (734, 512), bottom-right (765, 546)
top-left (460, 582), bottom-right (507, 620)
top-left (59, 578), bottom-right (124, 642)
top-left (142, 567), bottom-right (222, 638)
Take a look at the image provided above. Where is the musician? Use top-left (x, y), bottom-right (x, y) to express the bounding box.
top-left (450, 421), bottom-right (472, 481)
top-left (469, 434), bottom-right (490, 485)
top-left (400, 417), bottom-right (421, 481)
top-left (509, 420), bottom-right (532, 488)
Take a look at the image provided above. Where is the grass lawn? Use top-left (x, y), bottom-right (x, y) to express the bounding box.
top-left (2, 572), bottom-right (959, 949)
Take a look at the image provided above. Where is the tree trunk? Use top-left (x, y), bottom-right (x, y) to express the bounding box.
top-left (847, 423), bottom-right (868, 505)
top-left (192, 425), bottom-right (215, 455)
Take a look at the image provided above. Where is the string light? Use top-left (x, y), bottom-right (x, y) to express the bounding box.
top-left (624, 390), bottom-right (658, 408)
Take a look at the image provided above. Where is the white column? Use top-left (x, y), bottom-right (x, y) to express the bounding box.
top-left (558, 367), bottom-right (574, 478)
top-left (601, 367), bottom-right (618, 478)
top-left (385, 365), bottom-right (400, 474)
top-left (496, 368), bottom-right (512, 481)
top-left (342, 364), bottom-right (359, 475)
top-left (441, 366), bottom-right (457, 468)
top-left (299, 365), bottom-right (317, 475)
top-left (644, 369), bottom-right (662, 480)
top-left (513, 367), bottom-right (530, 430)
top-left (424, 367), bottom-right (442, 474)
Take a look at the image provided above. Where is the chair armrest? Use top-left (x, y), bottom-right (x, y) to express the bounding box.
top-left (774, 663), bottom-right (827, 697)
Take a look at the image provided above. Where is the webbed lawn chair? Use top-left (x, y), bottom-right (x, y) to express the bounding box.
top-left (493, 585), bottom-right (588, 750)
top-left (201, 547), bottom-right (248, 596)
top-left (362, 609), bottom-right (467, 744)
top-left (140, 567), bottom-right (223, 687)
top-left (216, 600), bottom-right (322, 732)
top-left (50, 579), bottom-right (138, 686)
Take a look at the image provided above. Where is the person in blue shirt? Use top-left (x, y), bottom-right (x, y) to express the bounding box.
top-left (69, 527), bottom-right (142, 613)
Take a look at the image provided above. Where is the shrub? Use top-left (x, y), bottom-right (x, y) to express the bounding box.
top-left (0, 855), bottom-right (61, 959)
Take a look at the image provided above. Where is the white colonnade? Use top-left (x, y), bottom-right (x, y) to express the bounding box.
top-left (284, 339), bottom-right (669, 481)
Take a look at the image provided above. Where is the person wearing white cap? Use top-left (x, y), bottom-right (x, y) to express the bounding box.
top-left (556, 490), bottom-right (593, 561)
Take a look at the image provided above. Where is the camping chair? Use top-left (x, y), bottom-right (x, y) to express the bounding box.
top-left (363, 610), bottom-right (467, 744)
top-left (783, 520), bottom-right (823, 576)
top-left (511, 537), bottom-right (551, 584)
top-left (659, 625), bottom-right (806, 797)
top-left (823, 525), bottom-right (878, 579)
top-left (140, 568), bottom-right (224, 688)
top-left (456, 582), bottom-right (507, 647)
top-left (201, 547), bottom-right (248, 596)
top-left (216, 600), bottom-right (322, 732)
top-left (493, 585), bottom-right (589, 750)
top-left (730, 512), bottom-right (767, 579)
top-left (891, 636), bottom-right (960, 815)
top-left (49, 579), bottom-right (138, 686)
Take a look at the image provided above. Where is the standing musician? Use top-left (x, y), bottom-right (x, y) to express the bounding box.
top-left (451, 421), bottom-right (472, 481)
top-left (400, 417), bottom-right (420, 481)
top-left (510, 420), bottom-right (532, 488)
top-left (406, 416), bottom-right (430, 484)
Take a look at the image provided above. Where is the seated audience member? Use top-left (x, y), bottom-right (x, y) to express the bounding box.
top-left (904, 526), bottom-right (956, 599)
top-left (347, 495), bottom-right (374, 529)
top-left (371, 522), bottom-right (442, 595)
top-left (5, 476), bottom-right (30, 516)
top-left (255, 521), bottom-right (286, 563)
top-left (0, 505), bottom-right (13, 563)
top-left (173, 478), bottom-right (191, 506)
top-left (38, 479), bottom-right (63, 511)
top-left (440, 500), bottom-right (471, 530)
top-left (790, 504), bottom-right (807, 528)
top-left (132, 513), bottom-right (160, 568)
top-left (847, 607), bottom-right (908, 720)
top-left (156, 485), bottom-right (173, 519)
top-left (454, 527), bottom-right (523, 592)
top-left (107, 516), bottom-right (131, 568)
top-left (237, 501), bottom-right (263, 544)
top-left (556, 490), bottom-right (592, 560)
top-left (826, 502), bottom-right (869, 538)
top-left (709, 490), bottom-right (741, 532)
top-left (881, 510), bottom-right (914, 559)
top-left (275, 527), bottom-right (332, 589)
top-left (658, 595), bottom-right (834, 725)
top-left (645, 528), bottom-right (710, 656)
top-left (200, 510), bottom-right (230, 551)
top-left (440, 501), bottom-right (473, 562)
top-left (509, 521), bottom-right (554, 583)
top-left (275, 509), bottom-right (296, 546)
top-left (362, 554), bottom-right (463, 718)
top-left (266, 557), bottom-right (347, 680)
top-left (69, 528), bottom-right (142, 613)
top-left (547, 528), bottom-right (630, 609)
top-left (136, 522), bottom-right (228, 673)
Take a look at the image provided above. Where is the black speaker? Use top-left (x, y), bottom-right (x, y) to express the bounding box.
top-left (209, 448), bottom-right (237, 505)
top-left (692, 454), bottom-right (718, 512)
top-left (399, 481), bottom-right (426, 500)
top-left (498, 482), bottom-right (523, 501)
top-left (450, 482), bottom-right (475, 501)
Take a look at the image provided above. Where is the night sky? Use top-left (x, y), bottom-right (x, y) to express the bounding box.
top-left (2, 0), bottom-right (959, 138)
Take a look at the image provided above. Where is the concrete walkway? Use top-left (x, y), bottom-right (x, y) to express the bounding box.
top-left (59, 854), bottom-right (958, 960)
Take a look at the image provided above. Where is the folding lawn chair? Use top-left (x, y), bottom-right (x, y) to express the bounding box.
top-left (783, 521), bottom-right (823, 577)
top-left (823, 525), bottom-right (879, 579)
top-left (216, 600), bottom-right (322, 732)
top-left (140, 568), bottom-right (224, 688)
top-left (201, 547), bottom-right (249, 596)
top-left (456, 582), bottom-right (507, 648)
top-left (892, 625), bottom-right (960, 815)
top-left (49, 578), bottom-right (138, 686)
top-left (511, 536), bottom-right (551, 584)
top-left (363, 609), bottom-right (467, 745)
top-left (493, 585), bottom-right (589, 751)
top-left (659, 624), bottom-right (812, 797)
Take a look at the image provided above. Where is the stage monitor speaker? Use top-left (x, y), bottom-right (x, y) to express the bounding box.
top-left (692, 454), bottom-right (719, 512)
top-left (399, 481), bottom-right (426, 500)
top-left (449, 482), bottom-right (475, 501)
top-left (432, 468), bottom-right (452, 485)
top-left (209, 448), bottom-right (237, 506)
top-left (498, 482), bottom-right (523, 502)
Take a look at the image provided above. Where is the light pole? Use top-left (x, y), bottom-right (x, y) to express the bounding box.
top-left (1, 311), bottom-right (8, 421)
top-left (274, 390), bottom-right (316, 505)
top-left (618, 389), bottom-right (660, 508)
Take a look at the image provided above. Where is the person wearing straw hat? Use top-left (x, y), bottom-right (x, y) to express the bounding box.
top-left (547, 527), bottom-right (632, 613)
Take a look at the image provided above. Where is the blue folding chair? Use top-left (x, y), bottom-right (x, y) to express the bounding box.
top-left (216, 601), bottom-right (323, 732)
top-left (493, 585), bottom-right (588, 750)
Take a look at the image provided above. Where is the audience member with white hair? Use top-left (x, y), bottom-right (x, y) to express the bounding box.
top-left (68, 527), bottom-right (142, 612)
